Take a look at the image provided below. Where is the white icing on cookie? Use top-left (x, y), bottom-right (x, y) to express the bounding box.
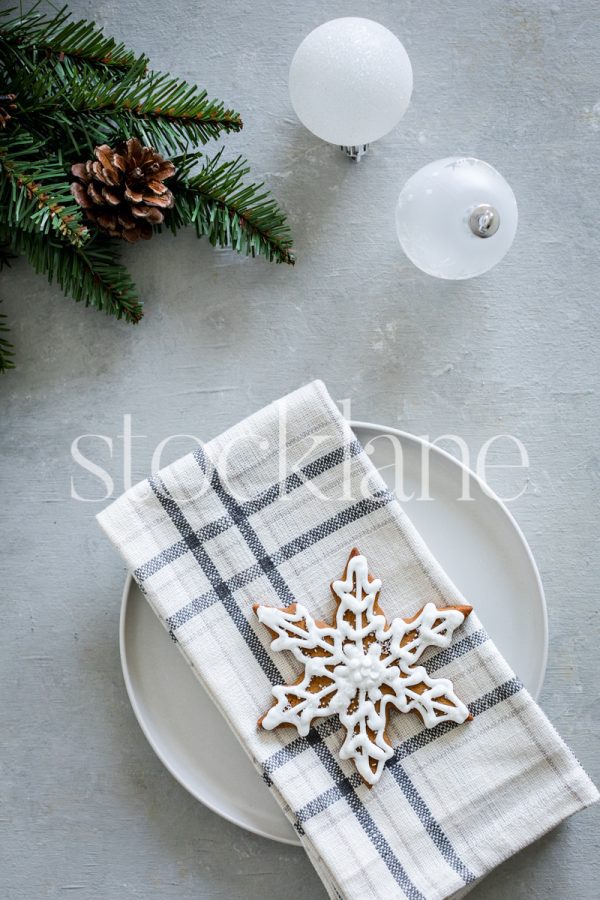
top-left (255, 552), bottom-right (471, 786)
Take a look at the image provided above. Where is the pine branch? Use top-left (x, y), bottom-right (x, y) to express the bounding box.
top-left (0, 4), bottom-right (144, 75)
top-left (3, 59), bottom-right (110, 156)
top-left (7, 227), bottom-right (143, 324)
top-left (0, 2), bottom-right (295, 377)
top-left (0, 301), bottom-right (15, 373)
top-left (0, 128), bottom-right (89, 245)
top-left (167, 152), bottom-right (295, 265)
top-left (64, 69), bottom-right (243, 154)
top-left (6, 63), bottom-right (243, 157)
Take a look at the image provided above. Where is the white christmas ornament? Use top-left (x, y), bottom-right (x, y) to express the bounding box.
top-left (395, 157), bottom-right (518, 279)
top-left (254, 549), bottom-right (472, 786)
top-left (289, 18), bottom-right (413, 159)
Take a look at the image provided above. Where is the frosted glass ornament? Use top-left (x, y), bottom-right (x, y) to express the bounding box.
top-left (289, 18), bottom-right (412, 157)
top-left (395, 157), bottom-right (518, 279)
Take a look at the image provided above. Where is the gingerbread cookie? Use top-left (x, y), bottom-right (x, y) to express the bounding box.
top-left (253, 548), bottom-right (472, 786)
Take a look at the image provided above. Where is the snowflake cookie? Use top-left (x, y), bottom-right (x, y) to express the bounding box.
top-left (253, 548), bottom-right (473, 786)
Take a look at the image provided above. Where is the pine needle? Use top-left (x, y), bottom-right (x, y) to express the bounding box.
top-left (0, 300), bottom-right (15, 372)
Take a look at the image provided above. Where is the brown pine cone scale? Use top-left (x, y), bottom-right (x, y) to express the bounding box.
top-left (70, 138), bottom-right (175, 243)
top-left (0, 93), bottom-right (17, 129)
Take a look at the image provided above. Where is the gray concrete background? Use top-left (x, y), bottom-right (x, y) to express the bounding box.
top-left (1, 1), bottom-right (599, 897)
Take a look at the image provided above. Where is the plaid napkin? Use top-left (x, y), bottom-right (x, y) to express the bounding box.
top-left (97, 381), bottom-right (597, 900)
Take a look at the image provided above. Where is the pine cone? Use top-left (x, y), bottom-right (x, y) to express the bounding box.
top-left (70, 138), bottom-right (175, 243)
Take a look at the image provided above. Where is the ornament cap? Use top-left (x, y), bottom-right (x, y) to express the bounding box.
top-left (469, 203), bottom-right (501, 238)
top-left (340, 144), bottom-right (369, 162)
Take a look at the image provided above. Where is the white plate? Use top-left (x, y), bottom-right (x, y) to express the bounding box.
top-left (120, 422), bottom-right (547, 847)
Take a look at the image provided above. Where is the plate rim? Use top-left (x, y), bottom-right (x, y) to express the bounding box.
top-left (119, 573), bottom-right (301, 846)
top-left (119, 419), bottom-right (548, 844)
